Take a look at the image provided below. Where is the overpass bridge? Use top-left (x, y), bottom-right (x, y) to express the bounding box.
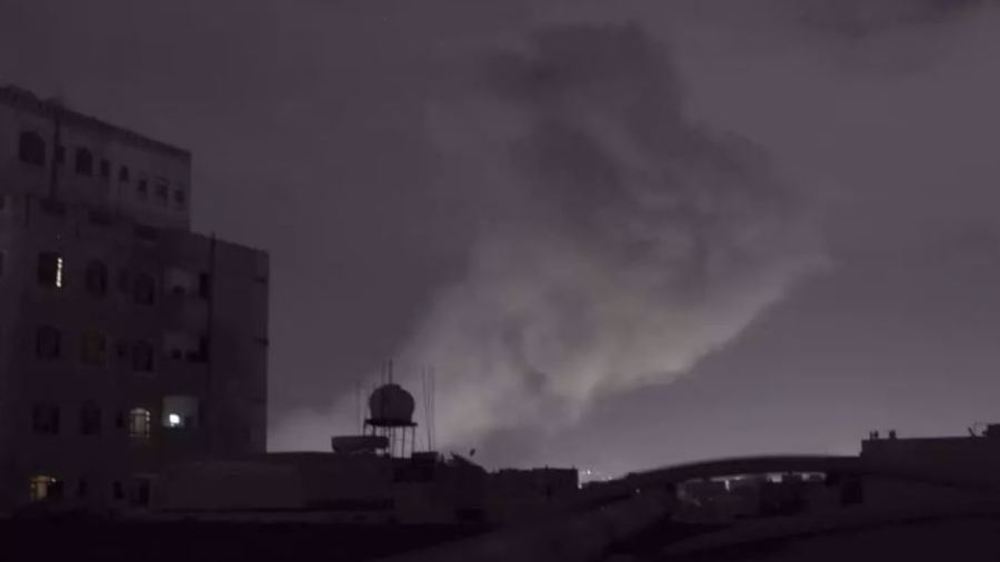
top-left (379, 454), bottom-right (1000, 562)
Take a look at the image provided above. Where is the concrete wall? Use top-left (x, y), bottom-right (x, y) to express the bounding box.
top-left (0, 86), bottom-right (191, 230)
top-left (0, 196), bottom-right (267, 512)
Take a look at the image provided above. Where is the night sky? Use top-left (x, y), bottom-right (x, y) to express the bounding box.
top-left (4, 0), bottom-right (1000, 479)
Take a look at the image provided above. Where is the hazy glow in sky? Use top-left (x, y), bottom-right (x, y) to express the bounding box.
top-left (5, 0), bottom-right (1000, 475)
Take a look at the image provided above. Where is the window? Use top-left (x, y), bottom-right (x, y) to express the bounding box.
top-left (80, 330), bottom-right (107, 365)
top-left (77, 479), bottom-right (89, 499)
top-left (128, 408), bottom-right (151, 439)
top-left (117, 269), bottom-right (131, 294)
top-left (30, 476), bottom-right (59, 501)
top-left (164, 332), bottom-right (198, 361)
top-left (118, 165), bottom-right (130, 182)
top-left (37, 252), bottom-right (64, 288)
top-left (198, 272), bottom-right (211, 299)
top-left (80, 401), bottom-right (101, 435)
top-left (99, 158), bottom-right (110, 179)
top-left (162, 396), bottom-right (199, 429)
top-left (18, 131), bottom-right (46, 166)
top-left (85, 260), bottom-right (108, 296)
top-left (32, 403), bottom-right (60, 434)
top-left (55, 145), bottom-right (65, 164)
top-left (134, 273), bottom-right (155, 305)
top-left (75, 147), bottom-right (93, 176)
top-left (112, 481), bottom-right (124, 500)
top-left (36, 326), bottom-right (61, 359)
top-left (131, 341), bottom-right (154, 372)
top-left (174, 189), bottom-right (186, 209)
top-left (155, 182), bottom-right (169, 206)
top-left (137, 179), bottom-right (148, 199)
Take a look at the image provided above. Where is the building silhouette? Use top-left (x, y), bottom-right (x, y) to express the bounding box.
top-left (0, 85), bottom-right (268, 512)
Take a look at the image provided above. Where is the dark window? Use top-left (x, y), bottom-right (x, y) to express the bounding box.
top-left (36, 326), bottom-right (61, 359)
top-left (18, 131), bottom-right (46, 166)
top-left (132, 478), bottom-right (151, 506)
top-left (39, 198), bottom-right (66, 217)
top-left (37, 252), bottom-right (64, 288)
top-left (132, 341), bottom-right (154, 372)
top-left (118, 165), bottom-right (130, 182)
top-left (80, 330), bottom-right (107, 365)
top-left (117, 269), bottom-right (131, 294)
top-left (137, 179), bottom-right (148, 199)
top-left (80, 401), bottom-right (101, 435)
top-left (77, 479), bottom-right (89, 498)
top-left (112, 481), bottom-right (123, 500)
top-left (134, 273), bottom-right (155, 305)
top-left (99, 159), bottom-right (110, 178)
top-left (55, 145), bottom-right (65, 164)
top-left (155, 182), bottom-right (169, 206)
top-left (196, 336), bottom-right (211, 363)
top-left (88, 209), bottom-right (114, 226)
top-left (85, 260), bottom-right (108, 296)
top-left (198, 273), bottom-right (211, 299)
top-left (32, 403), bottom-right (60, 434)
top-left (174, 189), bottom-right (186, 208)
top-left (75, 147), bottom-right (93, 176)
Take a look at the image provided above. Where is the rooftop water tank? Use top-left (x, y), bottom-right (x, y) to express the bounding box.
top-left (368, 383), bottom-right (415, 426)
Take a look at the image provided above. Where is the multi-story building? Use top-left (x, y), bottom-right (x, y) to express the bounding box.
top-left (0, 85), bottom-right (268, 512)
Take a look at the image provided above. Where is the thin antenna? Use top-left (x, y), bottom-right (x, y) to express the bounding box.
top-left (422, 367), bottom-right (432, 452)
top-left (388, 358), bottom-right (394, 384)
top-left (429, 366), bottom-right (436, 452)
top-left (356, 378), bottom-right (362, 434)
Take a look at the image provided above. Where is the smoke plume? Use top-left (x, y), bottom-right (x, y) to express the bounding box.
top-left (399, 23), bottom-right (827, 449)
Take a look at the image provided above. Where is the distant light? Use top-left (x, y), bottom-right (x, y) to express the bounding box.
top-left (55, 257), bottom-right (63, 288)
top-left (168, 413), bottom-right (182, 427)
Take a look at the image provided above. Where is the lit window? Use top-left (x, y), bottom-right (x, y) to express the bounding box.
top-left (37, 252), bottom-right (64, 288)
top-left (128, 408), bottom-right (151, 439)
top-left (162, 396), bottom-right (198, 429)
top-left (29, 475), bottom-right (58, 501)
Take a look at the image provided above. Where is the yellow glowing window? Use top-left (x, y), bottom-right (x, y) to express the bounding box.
top-left (29, 475), bottom-right (57, 501)
top-left (129, 408), bottom-right (151, 439)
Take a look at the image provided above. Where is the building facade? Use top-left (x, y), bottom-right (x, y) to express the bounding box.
top-left (0, 85), bottom-right (268, 512)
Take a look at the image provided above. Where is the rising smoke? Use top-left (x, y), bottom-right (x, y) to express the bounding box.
top-left (399, 23), bottom-right (827, 449)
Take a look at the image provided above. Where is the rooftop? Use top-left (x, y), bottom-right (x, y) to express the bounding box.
top-left (0, 84), bottom-right (190, 160)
